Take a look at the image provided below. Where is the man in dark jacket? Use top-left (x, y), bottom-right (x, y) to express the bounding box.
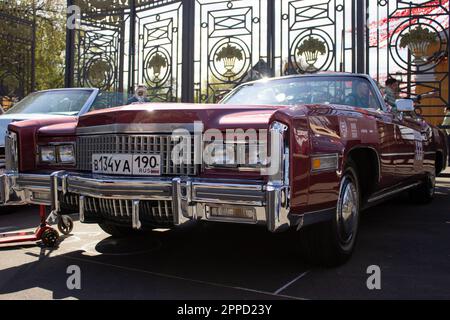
top-left (345, 81), bottom-right (370, 108)
top-left (127, 85), bottom-right (151, 104)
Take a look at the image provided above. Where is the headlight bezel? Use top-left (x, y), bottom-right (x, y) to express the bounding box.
top-left (204, 140), bottom-right (269, 171)
top-left (38, 143), bottom-right (76, 165)
top-left (5, 131), bottom-right (19, 171)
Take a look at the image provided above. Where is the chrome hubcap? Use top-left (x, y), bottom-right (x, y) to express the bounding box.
top-left (337, 180), bottom-right (358, 245)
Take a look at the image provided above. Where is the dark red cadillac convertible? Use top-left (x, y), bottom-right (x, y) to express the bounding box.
top-left (1, 74), bottom-right (448, 266)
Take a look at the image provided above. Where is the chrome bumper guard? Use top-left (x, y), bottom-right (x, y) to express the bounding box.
top-left (1, 171), bottom-right (292, 232)
top-left (1, 172), bottom-right (53, 205)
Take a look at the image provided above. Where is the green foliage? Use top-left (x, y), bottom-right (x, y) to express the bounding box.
top-left (297, 37), bottom-right (326, 56)
top-left (34, 0), bottom-right (66, 90)
top-left (400, 26), bottom-right (437, 48)
top-left (0, 0), bottom-right (66, 92)
top-left (215, 44), bottom-right (243, 62)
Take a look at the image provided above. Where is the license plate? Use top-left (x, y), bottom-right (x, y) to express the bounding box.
top-left (92, 154), bottom-right (161, 176)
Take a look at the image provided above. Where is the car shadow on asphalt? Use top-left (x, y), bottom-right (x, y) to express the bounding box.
top-left (1, 179), bottom-right (449, 299)
top-left (0, 222), bottom-right (311, 299)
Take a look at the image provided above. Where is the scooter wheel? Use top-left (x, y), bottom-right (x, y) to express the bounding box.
top-left (58, 216), bottom-right (74, 235)
top-left (41, 229), bottom-right (59, 247)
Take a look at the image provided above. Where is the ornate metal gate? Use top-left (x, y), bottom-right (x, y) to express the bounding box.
top-left (0, 2), bottom-right (35, 109)
top-left (135, 1), bottom-right (183, 102)
top-left (367, 0), bottom-right (450, 125)
top-left (193, 0), bottom-right (268, 103)
top-left (68, 0), bottom-right (450, 124)
top-left (274, 0), bottom-right (358, 76)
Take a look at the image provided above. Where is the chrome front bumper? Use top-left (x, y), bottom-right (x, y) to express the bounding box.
top-left (1, 172), bottom-right (53, 205)
top-left (1, 171), bottom-right (293, 232)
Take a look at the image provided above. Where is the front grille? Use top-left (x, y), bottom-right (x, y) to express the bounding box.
top-left (61, 194), bottom-right (174, 226)
top-left (76, 134), bottom-right (197, 176)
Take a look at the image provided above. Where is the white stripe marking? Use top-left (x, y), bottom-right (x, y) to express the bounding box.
top-left (274, 271), bottom-right (310, 295)
top-left (61, 255), bottom-right (308, 300)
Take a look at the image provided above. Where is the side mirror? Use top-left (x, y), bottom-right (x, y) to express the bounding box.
top-left (396, 99), bottom-right (414, 112)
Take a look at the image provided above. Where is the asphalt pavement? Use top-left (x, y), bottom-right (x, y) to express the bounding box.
top-left (0, 169), bottom-right (449, 300)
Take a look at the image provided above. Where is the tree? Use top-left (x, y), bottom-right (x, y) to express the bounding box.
top-left (32, 0), bottom-right (66, 90)
top-left (0, 0), bottom-right (66, 93)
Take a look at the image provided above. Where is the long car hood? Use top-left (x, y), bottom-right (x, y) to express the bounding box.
top-left (77, 103), bottom-right (290, 131)
top-left (0, 113), bottom-right (72, 147)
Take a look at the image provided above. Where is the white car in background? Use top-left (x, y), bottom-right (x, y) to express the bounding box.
top-left (0, 88), bottom-right (126, 171)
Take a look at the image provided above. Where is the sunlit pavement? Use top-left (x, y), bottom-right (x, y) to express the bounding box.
top-left (1, 169), bottom-right (449, 300)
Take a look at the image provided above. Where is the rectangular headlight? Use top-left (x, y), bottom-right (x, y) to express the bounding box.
top-left (39, 146), bottom-right (56, 163)
top-left (57, 145), bottom-right (75, 163)
top-left (207, 142), bottom-right (268, 170)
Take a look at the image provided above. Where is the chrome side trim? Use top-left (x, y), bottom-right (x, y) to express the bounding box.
top-left (367, 182), bottom-right (421, 203)
top-left (381, 152), bottom-right (416, 157)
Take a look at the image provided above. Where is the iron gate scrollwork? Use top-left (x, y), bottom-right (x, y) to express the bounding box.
top-left (367, 0), bottom-right (450, 125)
top-left (68, 0), bottom-right (450, 125)
top-left (136, 2), bottom-right (183, 102)
top-left (73, 0), bottom-right (182, 101)
top-left (194, 0), bottom-right (269, 103)
top-left (274, 0), bottom-right (356, 76)
top-left (74, 0), bottom-right (128, 95)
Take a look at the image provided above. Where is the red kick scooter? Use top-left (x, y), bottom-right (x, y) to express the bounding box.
top-left (0, 205), bottom-right (73, 247)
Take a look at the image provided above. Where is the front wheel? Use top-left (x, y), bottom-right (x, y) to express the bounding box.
top-left (299, 162), bottom-right (360, 267)
top-left (409, 173), bottom-right (435, 204)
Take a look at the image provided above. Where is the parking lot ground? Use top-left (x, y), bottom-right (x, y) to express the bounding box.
top-left (0, 169), bottom-right (449, 300)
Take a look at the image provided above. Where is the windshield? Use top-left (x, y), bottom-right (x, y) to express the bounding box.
top-left (221, 76), bottom-right (382, 110)
top-left (88, 91), bottom-right (128, 112)
top-left (6, 90), bottom-right (93, 116)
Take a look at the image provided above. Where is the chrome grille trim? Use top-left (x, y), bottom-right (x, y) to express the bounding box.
top-left (60, 194), bottom-right (173, 225)
top-left (76, 134), bottom-right (197, 176)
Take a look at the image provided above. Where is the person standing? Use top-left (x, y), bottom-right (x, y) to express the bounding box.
top-left (345, 81), bottom-right (370, 108)
top-left (442, 106), bottom-right (450, 166)
top-left (384, 78), bottom-right (400, 111)
top-left (127, 85), bottom-right (150, 104)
